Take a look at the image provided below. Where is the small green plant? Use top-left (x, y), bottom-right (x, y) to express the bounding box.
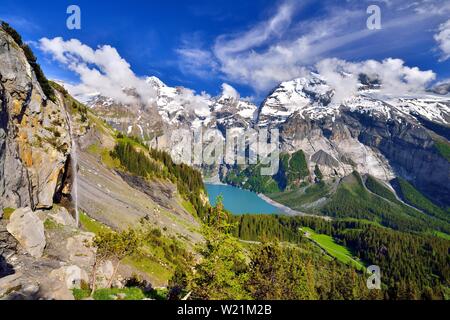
top-left (93, 287), bottom-right (146, 300)
top-left (72, 288), bottom-right (91, 300)
top-left (2, 207), bottom-right (15, 220)
top-left (43, 218), bottom-right (60, 230)
top-left (90, 229), bottom-right (141, 294)
top-left (314, 164), bottom-right (323, 182)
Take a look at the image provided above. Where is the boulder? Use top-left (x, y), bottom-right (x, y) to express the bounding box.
top-left (6, 207), bottom-right (45, 258)
top-left (0, 272), bottom-right (41, 300)
top-left (50, 265), bottom-right (89, 290)
top-left (66, 232), bottom-right (96, 269)
top-left (48, 206), bottom-right (76, 227)
top-left (96, 260), bottom-right (114, 289)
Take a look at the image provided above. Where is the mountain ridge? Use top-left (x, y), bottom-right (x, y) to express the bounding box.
top-left (74, 69), bottom-right (450, 209)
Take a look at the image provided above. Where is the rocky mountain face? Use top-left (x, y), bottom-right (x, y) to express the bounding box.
top-left (87, 77), bottom-right (257, 149)
top-left (258, 74), bottom-right (450, 206)
top-left (0, 27), bottom-right (73, 211)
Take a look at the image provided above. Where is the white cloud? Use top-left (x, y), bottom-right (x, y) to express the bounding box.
top-left (315, 58), bottom-right (436, 103)
top-left (40, 37), bottom-right (218, 117)
top-left (214, 2), bottom-right (295, 59)
top-left (315, 59), bottom-right (360, 104)
top-left (39, 37), bottom-right (156, 105)
top-left (177, 0), bottom-right (446, 94)
top-left (177, 2), bottom-right (372, 92)
top-left (176, 47), bottom-right (218, 78)
top-left (434, 19), bottom-right (450, 61)
top-left (412, 0), bottom-right (450, 16)
top-left (173, 87), bottom-right (212, 117)
top-left (221, 83), bottom-right (240, 100)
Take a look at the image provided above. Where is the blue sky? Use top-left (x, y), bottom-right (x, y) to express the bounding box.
top-left (1, 0), bottom-right (450, 102)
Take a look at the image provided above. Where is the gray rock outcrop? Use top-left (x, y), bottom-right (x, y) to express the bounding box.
top-left (0, 27), bottom-right (72, 211)
top-left (6, 207), bottom-right (45, 258)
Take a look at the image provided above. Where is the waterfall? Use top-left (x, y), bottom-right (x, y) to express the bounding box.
top-left (64, 105), bottom-right (79, 227)
top-left (70, 126), bottom-right (79, 227)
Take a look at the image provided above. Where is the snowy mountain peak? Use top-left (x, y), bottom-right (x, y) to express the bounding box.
top-left (258, 73), bottom-right (450, 126)
top-left (145, 76), bottom-right (167, 88)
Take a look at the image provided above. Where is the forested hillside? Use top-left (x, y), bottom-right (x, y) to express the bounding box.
top-left (228, 214), bottom-right (450, 299)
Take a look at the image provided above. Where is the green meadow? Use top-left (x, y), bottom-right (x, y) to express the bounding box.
top-left (300, 227), bottom-right (365, 270)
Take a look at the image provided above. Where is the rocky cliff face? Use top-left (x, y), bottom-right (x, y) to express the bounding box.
top-left (259, 75), bottom-right (450, 205)
top-left (0, 28), bottom-right (72, 211)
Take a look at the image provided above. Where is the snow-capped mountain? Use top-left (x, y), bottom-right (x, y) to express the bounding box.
top-left (257, 73), bottom-right (450, 126)
top-left (82, 72), bottom-right (449, 206)
top-left (430, 82), bottom-right (450, 95)
top-left (255, 73), bottom-right (449, 206)
top-left (86, 76), bottom-right (258, 147)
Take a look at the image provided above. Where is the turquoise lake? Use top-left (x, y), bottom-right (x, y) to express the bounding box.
top-left (205, 184), bottom-right (283, 215)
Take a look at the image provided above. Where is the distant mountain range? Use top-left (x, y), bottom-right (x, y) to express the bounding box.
top-left (83, 71), bottom-right (450, 209)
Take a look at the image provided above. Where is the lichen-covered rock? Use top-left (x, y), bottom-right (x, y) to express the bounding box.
top-left (47, 206), bottom-right (76, 227)
top-left (96, 260), bottom-right (114, 289)
top-left (50, 265), bottom-right (89, 290)
top-left (0, 27), bottom-right (71, 211)
top-left (6, 207), bottom-right (45, 258)
top-left (66, 232), bottom-right (96, 269)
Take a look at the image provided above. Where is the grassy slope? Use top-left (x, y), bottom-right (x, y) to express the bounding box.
top-left (364, 175), bottom-right (398, 203)
top-left (73, 286), bottom-right (168, 301)
top-left (50, 84), bottom-right (202, 287)
top-left (321, 172), bottom-right (450, 234)
top-left (433, 137), bottom-right (450, 162)
top-left (395, 177), bottom-right (449, 222)
top-left (433, 231), bottom-right (450, 241)
top-left (79, 211), bottom-right (111, 234)
top-left (300, 227), bottom-right (365, 270)
top-left (86, 143), bottom-right (120, 169)
top-left (268, 182), bottom-right (330, 211)
top-left (79, 210), bottom-right (188, 286)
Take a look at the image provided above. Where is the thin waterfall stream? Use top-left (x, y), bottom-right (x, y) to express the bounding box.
top-left (63, 104), bottom-right (79, 227)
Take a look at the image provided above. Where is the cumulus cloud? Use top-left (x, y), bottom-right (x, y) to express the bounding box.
top-left (315, 58), bottom-right (436, 102)
top-left (434, 19), bottom-right (450, 61)
top-left (173, 87), bottom-right (212, 117)
top-left (315, 59), bottom-right (360, 103)
top-left (221, 83), bottom-right (240, 100)
top-left (40, 37), bottom-right (218, 118)
top-left (39, 37), bottom-right (156, 105)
